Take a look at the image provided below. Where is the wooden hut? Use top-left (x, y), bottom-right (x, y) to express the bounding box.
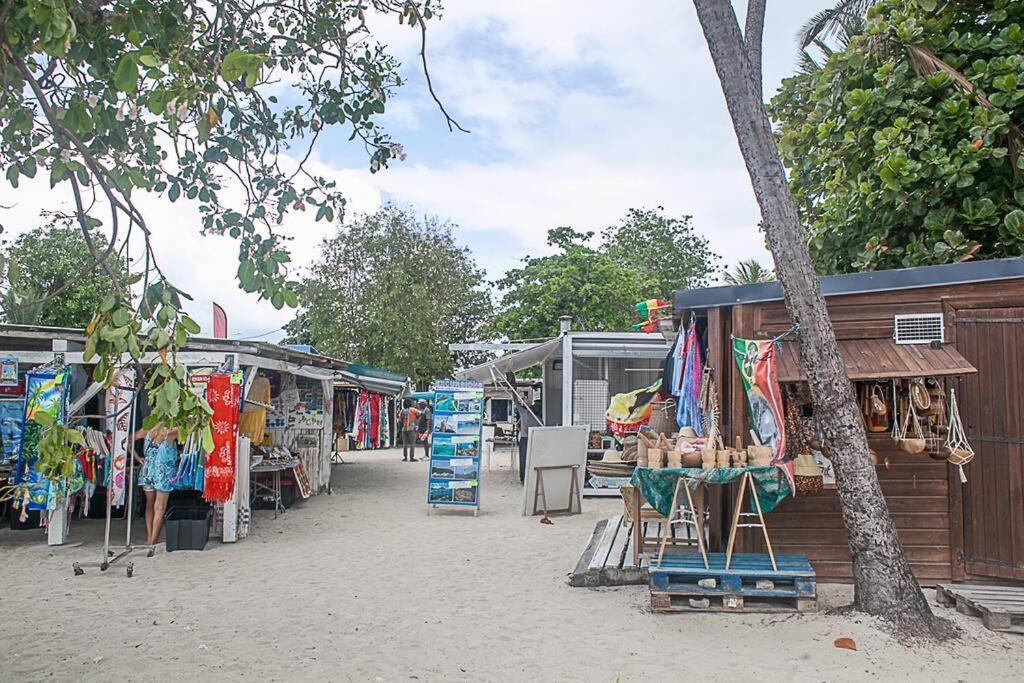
top-left (673, 257), bottom-right (1024, 583)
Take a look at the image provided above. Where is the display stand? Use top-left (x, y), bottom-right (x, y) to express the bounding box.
top-left (73, 374), bottom-right (142, 578)
top-left (426, 380), bottom-right (483, 515)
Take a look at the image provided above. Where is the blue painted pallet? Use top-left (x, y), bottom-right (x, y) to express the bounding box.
top-left (650, 552), bottom-right (816, 599)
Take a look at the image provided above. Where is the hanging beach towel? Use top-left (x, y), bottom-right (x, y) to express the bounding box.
top-left (195, 373), bottom-right (240, 504)
top-left (732, 337), bottom-right (792, 487)
top-left (104, 367), bottom-right (136, 506)
top-left (15, 368), bottom-right (70, 511)
top-left (606, 379), bottom-right (661, 437)
top-left (675, 322), bottom-right (704, 436)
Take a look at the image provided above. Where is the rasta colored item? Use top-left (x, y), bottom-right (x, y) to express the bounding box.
top-left (605, 379), bottom-right (661, 437)
top-left (732, 338), bottom-right (792, 487)
top-left (194, 373), bottom-right (240, 504)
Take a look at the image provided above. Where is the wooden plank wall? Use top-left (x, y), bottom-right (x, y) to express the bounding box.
top-left (712, 278), bottom-right (1024, 584)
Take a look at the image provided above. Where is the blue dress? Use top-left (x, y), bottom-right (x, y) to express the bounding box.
top-left (140, 435), bottom-right (178, 493)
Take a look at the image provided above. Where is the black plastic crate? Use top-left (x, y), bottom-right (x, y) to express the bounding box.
top-left (164, 505), bottom-right (211, 551)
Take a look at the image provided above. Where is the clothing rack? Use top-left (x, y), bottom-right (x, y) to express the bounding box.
top-left (72, 373), bottom-right (142, 578)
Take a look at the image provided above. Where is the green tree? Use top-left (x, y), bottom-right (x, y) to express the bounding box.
top-left (0, 1), bottom-right (456, 481)
top-left (602, 207), bottom-right (719, 297)
top-left (492, 210), bottom-right (719, 341)
top-left (722, 258), bottom-right (773, 285)
top-left (286, 206), bottom-right (491, 384)
top-left (490, 227), bottom-right (654, 341)
top-left (771, 0), bottom-right (1024, 274)
top-left (1, 219), bottom-right (128, 327)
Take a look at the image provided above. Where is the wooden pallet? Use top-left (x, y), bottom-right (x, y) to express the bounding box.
top-left (569, 515), bottom-right (649, 587)
top-left (936, 583), bottom-right (1024, 633)
top-left (649, 552), bottom-right (817, 614)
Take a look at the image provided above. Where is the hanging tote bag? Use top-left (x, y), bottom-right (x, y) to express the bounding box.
top-left (792, 452), bottom-right (823, 496)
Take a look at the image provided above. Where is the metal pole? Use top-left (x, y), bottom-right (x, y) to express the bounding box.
top-left (123, 374), bottom-right (138, 548)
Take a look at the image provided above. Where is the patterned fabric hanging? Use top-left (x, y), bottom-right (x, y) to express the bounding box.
top-left (193, 373), bottom-right (240, 504)
top-left (104, 367), bottom-right (136, 506)
top-left (675, 322), bottom-right (705, 435)
top-left (15, 368), bottom-right (70, 511)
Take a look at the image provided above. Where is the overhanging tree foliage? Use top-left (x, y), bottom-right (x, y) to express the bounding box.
top-left (692, 0), bottom-right (942, 633)
top-left (0, 0), bottom-right (456, 484)
top-left (286, 205), bottom-right (491, 384)
top-left (772, 0), bottom-right (1024, 274)
top-left (1, 218), bottom-right (128, 326)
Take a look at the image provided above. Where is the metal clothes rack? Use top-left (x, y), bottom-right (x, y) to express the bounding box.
top-left (73, 372), bottom-right (143, 577)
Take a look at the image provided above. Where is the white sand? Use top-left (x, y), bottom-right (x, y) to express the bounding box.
top-left (0, 448), bottom-right (1021, 681)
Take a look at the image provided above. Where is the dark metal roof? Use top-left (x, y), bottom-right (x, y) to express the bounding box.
top-left (674, 257), bottom-right (1024, 311)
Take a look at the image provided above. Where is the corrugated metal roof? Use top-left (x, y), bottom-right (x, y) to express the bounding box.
top-left (674, 257), bottom-right (1024, 311)
top-left (775, 338), bottom-right (977, 383)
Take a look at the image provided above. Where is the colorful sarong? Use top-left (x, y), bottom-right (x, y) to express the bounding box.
top-left (195, 373), bottom-right (240, 504)
top-left (676, 323), bottom-right (704, 435)
top-left (0, 398), bottom-right (25, 462)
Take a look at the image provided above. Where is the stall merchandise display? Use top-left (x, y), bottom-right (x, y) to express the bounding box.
top-left (14, 368), bottom-right (70, 511)
top-left (192, 372), bottom-right (241, 504)
top-left (673, 323), bottom-right (705, 436)
top-left (0, 398), bottom-right (24, 462)
top-left (353, 390), bottom-right (391, 449)
top-left (104, 367), bottom-right (136, 506)
top-left (604, 379), bottom-right (661, 437)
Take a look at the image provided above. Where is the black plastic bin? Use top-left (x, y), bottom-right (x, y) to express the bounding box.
top-left (164, 505), bottom-right (212, 552)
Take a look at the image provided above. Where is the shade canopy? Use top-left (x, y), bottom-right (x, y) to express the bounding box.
top-left (455, 337), bottom-right (562, 382)
top-left (774, 338), bottom-right (976, 383)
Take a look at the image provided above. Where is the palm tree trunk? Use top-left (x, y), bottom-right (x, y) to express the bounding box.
top-left (690, 0), bottom-right (935, 629)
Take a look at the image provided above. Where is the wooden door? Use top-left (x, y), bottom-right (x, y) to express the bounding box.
top-left (955, 308), bottom-right (1024, 580)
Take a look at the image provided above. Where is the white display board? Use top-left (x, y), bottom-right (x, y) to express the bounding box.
top-left (521, 425), bottom-right (588, 516)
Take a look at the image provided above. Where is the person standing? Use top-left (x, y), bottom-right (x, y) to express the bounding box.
top-left (400, 398), bottom-right (420, 462)
top-left (417, 399), bottom-right (432, 460)
top-left (516, 400), bottom-right (542, 484)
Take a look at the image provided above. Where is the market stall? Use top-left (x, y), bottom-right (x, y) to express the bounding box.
top-left (672, 256), bottom-right (1024, 583)
top-left (0, 325), bottom-right (347, 560)
top-left (333, 364), bottom-right (408, 452)
top-left (455, 320), bottom-right (669, 496)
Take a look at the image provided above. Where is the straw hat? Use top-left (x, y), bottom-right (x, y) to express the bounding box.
top-left (679, 426), bottom-right (698, 438)
top-left (601, 449), bottom-right (623, 463)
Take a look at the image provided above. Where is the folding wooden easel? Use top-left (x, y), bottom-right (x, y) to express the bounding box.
top-left (725, 471), bottom-right (777, 570)
top-left (657, 475), bottom-right (708, 568)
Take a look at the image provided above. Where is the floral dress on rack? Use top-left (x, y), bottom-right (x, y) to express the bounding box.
top-left (140, 435), bottom-right (178, 493)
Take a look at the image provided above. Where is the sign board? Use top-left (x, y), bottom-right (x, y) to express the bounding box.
top-left (427, 379), bottom-right (483, 512)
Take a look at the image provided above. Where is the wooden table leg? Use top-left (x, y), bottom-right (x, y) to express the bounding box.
top-left (683, 482), bottom-right (709, 569)
top-left (657, 476), bottom-right (684, 566)
top-left (632, 489), bottom-right (643, 567)
top-left (749, 474), bottom-right (777, 570)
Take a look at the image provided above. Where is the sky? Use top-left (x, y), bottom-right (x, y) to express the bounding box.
top-left (0, 0), bottom-right (834, 342)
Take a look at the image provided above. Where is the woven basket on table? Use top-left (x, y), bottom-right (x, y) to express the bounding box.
top-left (649, 400), bottom-right (676, 437)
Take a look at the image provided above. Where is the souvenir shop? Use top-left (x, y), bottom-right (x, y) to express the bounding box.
top-left (333, 364), bottom-right (408, 452)
top-left (456, 318), bottom-right (670, 495)
top-left (669, 256), bottom-right (1024, 584)
top-left (0, 326), bottom-right (346, 562)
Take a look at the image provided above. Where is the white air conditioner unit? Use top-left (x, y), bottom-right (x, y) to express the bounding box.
top-left (893, 313), bottom-right (944, 345)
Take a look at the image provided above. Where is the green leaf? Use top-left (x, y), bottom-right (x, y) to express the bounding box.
top-left (6, 165), bottom-right (19, 187)
top-left (181, 315), bottom-right (201, 334)
top-left (1005, 209), bottom-right (1024, 237)
top-left (114, 54), bottom-right (139, 94)
top-left (32, 411), bottom-right (55, 426)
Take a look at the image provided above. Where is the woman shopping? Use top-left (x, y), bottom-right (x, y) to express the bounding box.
top-left (133, 425), bottom-right (179, 546)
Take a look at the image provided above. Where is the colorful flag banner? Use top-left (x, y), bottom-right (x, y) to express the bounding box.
top-left (732, 338), bottom-right (790, 479)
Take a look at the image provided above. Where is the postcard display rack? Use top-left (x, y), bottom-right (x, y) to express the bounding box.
top-left (427, 380), bottom-right (484, 515)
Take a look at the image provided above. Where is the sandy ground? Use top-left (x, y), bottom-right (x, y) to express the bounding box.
top-left (0, 447), bottom-right (1021, 682)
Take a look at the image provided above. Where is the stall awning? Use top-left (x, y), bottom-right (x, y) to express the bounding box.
top-left (455, 337), bottom-right (562, 382)
top-left (775, 338), bottom-right (977, 383)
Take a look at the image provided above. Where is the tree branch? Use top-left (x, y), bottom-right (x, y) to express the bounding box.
top-left (404, 1), bottom-right (469, 134)
top-left (744, 0), bottom-right (766, 102)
